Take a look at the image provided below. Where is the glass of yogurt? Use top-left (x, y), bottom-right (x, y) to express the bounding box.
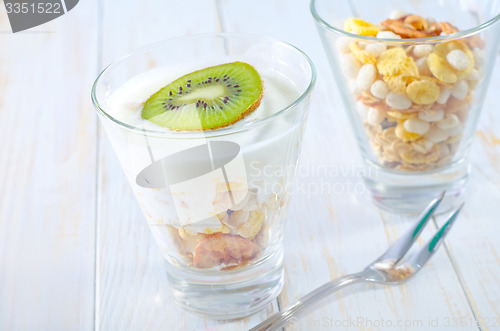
top-left (91, 34), bottom-right (315, 318)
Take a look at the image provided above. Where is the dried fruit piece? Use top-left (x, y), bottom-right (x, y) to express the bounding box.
top-left (404, 15), bottom-right (429, 31)
top-left (438, 22), bottom-right (459, 35)
top-left (381, 18), bottom-right (435, 38)
top-left (344, 17), bottom-right (382, 36)
top-left (406, 79), bottom-right (440, 104)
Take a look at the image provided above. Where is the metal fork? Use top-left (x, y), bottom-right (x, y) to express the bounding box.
top-left (249, 192), bottom-right (463, 331)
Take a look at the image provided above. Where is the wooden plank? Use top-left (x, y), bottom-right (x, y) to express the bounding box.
top-left (0, 1), bottom-right (98, 330)
top-left (438, 56), bottom-right (500, 330)
top-left (219, 1), bottom-right (482, 330)
top-left (95, 1), bottom-right (279, 329)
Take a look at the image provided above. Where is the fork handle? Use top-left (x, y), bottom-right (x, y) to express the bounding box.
top-left (249, 273), bottom-right (363, 331)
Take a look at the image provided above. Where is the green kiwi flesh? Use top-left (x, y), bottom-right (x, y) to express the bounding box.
top-left (141, 62), bottom-right (263, 131)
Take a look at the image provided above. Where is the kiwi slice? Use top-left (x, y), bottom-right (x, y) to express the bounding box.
top-left (141, 62), bottom-right (263, 131)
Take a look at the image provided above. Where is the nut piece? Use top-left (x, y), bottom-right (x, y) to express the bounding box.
top-left (404, 15), bottom-right (429, 31)
top-left (381, 18), bottom-right (435, 38)
top-left (438, 22), bottom-right (459, 35)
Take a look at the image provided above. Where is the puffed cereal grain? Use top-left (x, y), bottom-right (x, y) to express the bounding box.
top-left (415, 57), bottom-right (432, 76)
top-left (396, 122), bottom-right (422, 142)
top-left (466, 69), bottom-right (480, 82)
top-left (341, 53), bottom-right (361, 78)
top-left (413, 45), bottom-right (433, 58)
top-left (349, 42), bottom-right (377, 64)
top-left (390, 9), bottom-right (407, 20)
top-left (370, 80), bottom-right (389, 99)
top-left (404, 118), bottom-right (430, 135)
top-left (336, 37), bottom-right (351, 53)
top-left (424, 126), bottom-right (450, 143)
top-left (386, 91), bottom-right (412, 110)
top-left (436, 86), bottom-right (452, 104)
top-left (365, 43), bottom-right (387, 58)
top-left (418, 109), bottom-right (444, 122)
top-left (451, 80), bottom-right (469, 100)
top-left (446, 49), bottom-right (471, 71)
top-left (367, 107), bottom-right (386, 125)
top-left (356, 64), bottom-right (377, 90)
top-left (376, 30), bottom-right (401, 39)
top-left (473, 48), bottom-right (485, 67)
top-left (437, 114), bottom-right (459, 129)
top-left (412, 139), bottom-right (434, 154)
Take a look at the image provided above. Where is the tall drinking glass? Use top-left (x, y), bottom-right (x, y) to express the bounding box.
top-left (311, 0), bottom-right (500, 213)
top-left (91, 34), bottom-right (315, 318)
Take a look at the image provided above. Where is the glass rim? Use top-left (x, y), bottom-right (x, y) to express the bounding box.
top-left (310, 0), bottom-right (500, 44)
top-left (91, 32), bottom-right (316, 138)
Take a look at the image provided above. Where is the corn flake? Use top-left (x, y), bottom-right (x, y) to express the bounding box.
top-left (385, 75), bottom-right (417, 94)
top-left (400, 144), bottom-right (440, 164)
top-left (377, 48), bottom-right (419, 77)
top-left (427, 53), bottom-right (457, 83)
top-left (406, 79), bottom-right (439, 104)
top-left (387, 111), bottom-right (416, 120)
top-left (427, 41), bottom-right (474, 83)
top-left (348, 42), bottom-right (377, 64)
top-left (395, 122), bottom-right (421, 142)
top-left (344, 18), bottom-right (381, 37)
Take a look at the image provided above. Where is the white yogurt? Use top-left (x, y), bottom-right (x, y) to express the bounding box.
top-left (103, 66), bottom-right (303, 228)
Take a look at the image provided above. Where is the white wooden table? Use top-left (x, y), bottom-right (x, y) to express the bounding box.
top-left (1, 1), bottom-right (499, 330)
